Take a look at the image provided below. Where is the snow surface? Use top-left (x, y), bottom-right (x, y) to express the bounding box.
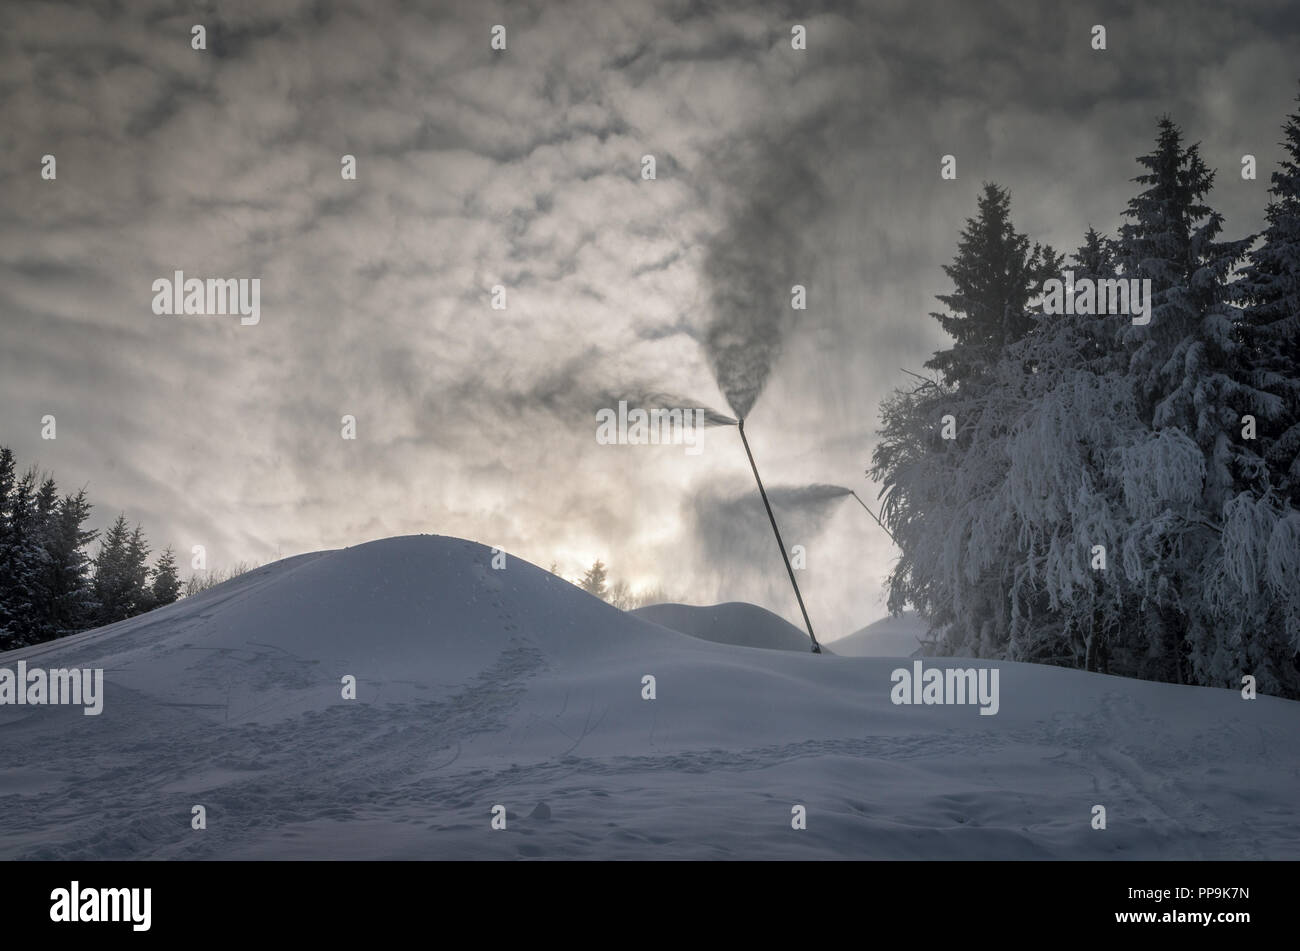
top-left (632, 602), bottom-right (817, 652)
top-left (827, 611), bottom-right (930, 657)
top-left (1, 534), bottom-right (1297, 860)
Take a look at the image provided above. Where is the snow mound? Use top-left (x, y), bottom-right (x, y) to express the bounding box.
top-left (828, 611), bottom-right (930, 657)
top-left (2, 534), bottom-right (1297, 861)
top-left (632, 602), bottom-right (817, 652)
top-left (3, 534), bottom-right (684, 724)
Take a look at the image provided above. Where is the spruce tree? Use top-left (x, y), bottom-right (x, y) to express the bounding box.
top-left (580, 560), bottom-right (608, 599)
top-left (1073, 226), bottom-right (1115, 280)
top-left (44, 490), bottom-right (98, 636)
top-left (0, 448), bottom-right (13, 508)
top-left (34, 477), bottom-right (58, 524)
top-left (925, 182), bottom-right (1061, 387)
top-left (150, 546), bottom-right (181, 607)
top-left (30, 475), bottom-right (61, 636)
top-left (93, 514), bottom-right (134, 626)
top-left (1117, 117), bottom-right (1257, 510)
top-left (0, 469), bottom-right (48, 647)
top-left (1237, 89), bottom-right (1300, 506)
top-left (0, 447), bottom-right (15, 645)
top-left (1115, 117), bottom-right (1272, 688)
top-left (1209, 89), bottom-right (1300, 696)
top-left (125, 525), bottom-right (152, 614)
top-left (868, 110), bottom-right (1300, 699)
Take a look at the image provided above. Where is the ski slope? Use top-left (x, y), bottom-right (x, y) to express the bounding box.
top-left (0, 534), bottom-right (1296, 860)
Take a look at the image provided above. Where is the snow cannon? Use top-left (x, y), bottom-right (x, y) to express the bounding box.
top-left (736, 418), bottom-right (822, 654)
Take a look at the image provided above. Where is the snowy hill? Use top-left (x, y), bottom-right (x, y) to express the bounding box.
top-left (1, 534), bottom-right (1297, 860)
top-left (827, 611), bottom-right (930, 657)
top-left (632, 601), bottom-right (817, 652)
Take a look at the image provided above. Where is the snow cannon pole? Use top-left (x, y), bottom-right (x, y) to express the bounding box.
top-left (737, 418), bottom-right (821, 654)
top-left (850, 490), bottom-right (895, 542)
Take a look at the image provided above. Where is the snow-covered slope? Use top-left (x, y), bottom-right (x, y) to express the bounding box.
top-left (827, 611), bottom-right (930, 657)
top-left (632, 601), bottom-right (816, 652)
top-left (1, 534), bottom-right (1296, 860)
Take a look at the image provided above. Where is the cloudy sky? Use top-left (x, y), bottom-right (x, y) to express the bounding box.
top-left (2, 0), bottom-right (1298, 639)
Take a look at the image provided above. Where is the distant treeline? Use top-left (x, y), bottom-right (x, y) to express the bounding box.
top-left (556, 558), bottom-right (676, 611)
top-left (0, 445), bottom-right (180, 651)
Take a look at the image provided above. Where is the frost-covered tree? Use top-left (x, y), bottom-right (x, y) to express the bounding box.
top-left (1202, 92), bottom-right (1300, 696)
top-left (1199, 489), bottom-right (1300, 696)
top-left (1118, 117), bottom-right (1257, 510)
top-left (1236, 88), bottom-right (1300, 506)
top-left (871, 111), bottom-right (1300, 699)
top-left (985, 230), bottom-right (1148, 673)
top-left (1113, 117), bottom-right (1292, 690)
top-left (874, 185), bottom-right (1060, 657)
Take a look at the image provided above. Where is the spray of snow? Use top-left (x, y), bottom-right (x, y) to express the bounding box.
top-left (700, 132), bottom-right (828, 419)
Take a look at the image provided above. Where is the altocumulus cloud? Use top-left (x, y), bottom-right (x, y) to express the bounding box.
top-left (1, 0), bottom-right (1298, 637)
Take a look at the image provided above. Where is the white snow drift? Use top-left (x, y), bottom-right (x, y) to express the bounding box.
top-left (827, 611), bottom-right (930, 657)
top-left (632, 601), bottom-right (816, 652)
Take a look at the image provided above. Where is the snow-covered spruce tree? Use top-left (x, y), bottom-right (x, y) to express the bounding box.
top-left (872, 184), bottom-right (1060, 657)
top-left (873, 118), bottom-right (1299, 698)
top-left (1113, 116), bottom-right (1295, 693)
top-left (1237, 88), bottom-right (1300, 506)
top-left (1205, 91), bottom-right (1300, 697)
top-left (1117, 117), bottom-right (1256, 512)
